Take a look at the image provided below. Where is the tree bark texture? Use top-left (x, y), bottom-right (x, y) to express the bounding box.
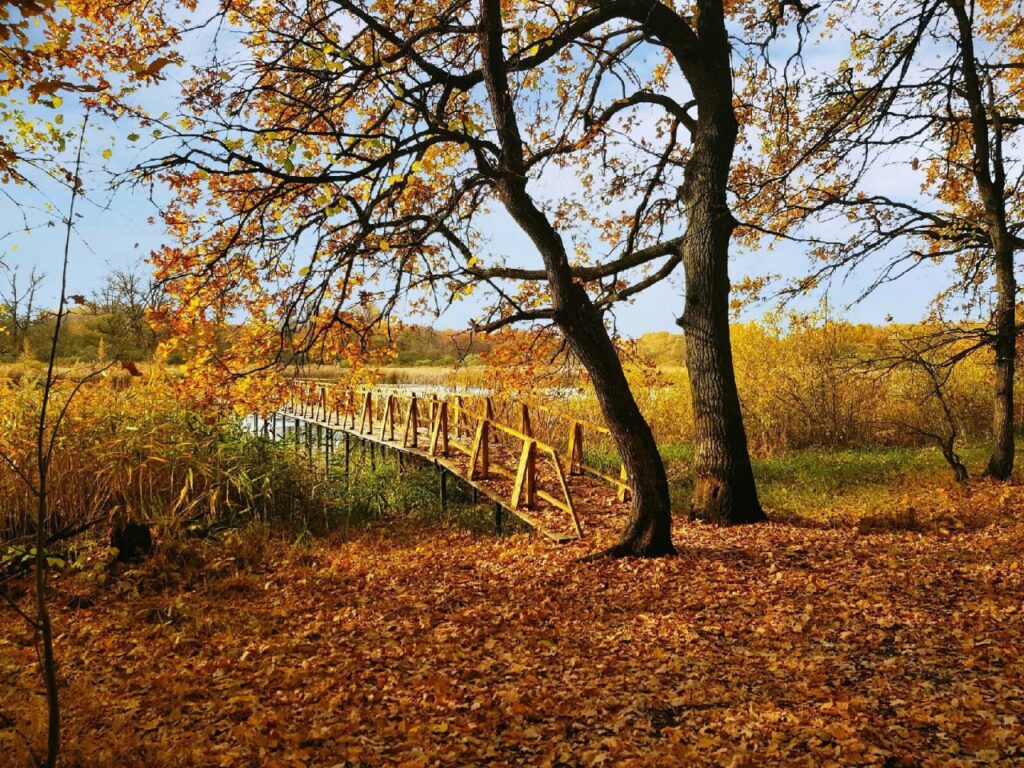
top-left (479, 0), bottom-right (675, 555)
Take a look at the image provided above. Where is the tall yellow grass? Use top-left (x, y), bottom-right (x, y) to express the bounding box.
top-left (0, 366), bottom-right (311, 547)
top-left (352, 320), bottom-right (998, 456)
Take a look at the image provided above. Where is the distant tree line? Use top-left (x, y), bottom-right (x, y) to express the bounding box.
top-left (0, 265), bottom-right (500, 366)
top-left (0, 266), bottom-right (164, 362)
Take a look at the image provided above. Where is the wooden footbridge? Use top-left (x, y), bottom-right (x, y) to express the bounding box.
top-left (263, 382), bottom-right (632, 543)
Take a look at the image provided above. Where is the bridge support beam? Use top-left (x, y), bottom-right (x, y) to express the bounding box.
top-left (306, 422), bottom-right (313, 471)
top-left (326, 429), bottom-right (334, 475)
top-left (344, 432), bottom-right (350, 487)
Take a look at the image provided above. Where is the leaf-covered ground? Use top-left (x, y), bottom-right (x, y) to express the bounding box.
top-left (3, 491), bottom-right (1024, 767)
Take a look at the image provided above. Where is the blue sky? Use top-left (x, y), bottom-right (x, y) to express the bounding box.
top-left (0, 170), bottom-right (951, 336)
top-left (0, 6), bottom-right (963, 338)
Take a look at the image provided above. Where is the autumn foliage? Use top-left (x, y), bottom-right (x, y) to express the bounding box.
top-left (3, 503), bottom-right (1024, 766)
top-left (0, 0), bottom-right (190, 180)
top-left (3, 0), bottom-right (1024, 764)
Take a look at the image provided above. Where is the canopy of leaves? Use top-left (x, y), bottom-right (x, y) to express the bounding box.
top-left (145, 0), bottom-right (812, 399)
top-left (0, 0), bottom-right (192, 182)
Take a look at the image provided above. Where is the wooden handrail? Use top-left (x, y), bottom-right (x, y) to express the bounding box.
top-left (466, 414), bottom-right (579, 532)
top-left (287, 382), bottom-right (629, 503)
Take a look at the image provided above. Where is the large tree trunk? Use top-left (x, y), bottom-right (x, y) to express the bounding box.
top-left (986, 240), bottom-right (1015, 480)
top-left (678, 205), bottom-right (763, 524)
top-left (479, 0), bottom-right (674, 556)
top-left (676, 0), bottom-right (765, 524)
top-left (948, 0), bottom-right (1017, 480)
top-left (516, 230), bottom-right (675, 557)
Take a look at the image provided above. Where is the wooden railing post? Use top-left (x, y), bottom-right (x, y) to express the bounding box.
top-left (404, 394), bottom-right (419, 448)
top-left (455, 396), bottom-right (466, 438)
top-left (442, 402), bottom-right (449, 455)
top-left (481, 418), bottom-right (489, 476)
top-left (617, 463), bottom-right (630, 502)
top-left (550, 448), bottom-right (583, 538)
top-left (469, 417), bottom-right (490, 479)
top-left (567, 421), bottom-right (583, 474)
top-left (520, 403), bottom-right (532, 437)
top-left (380, 394), bottom-right (397, 441)
top-left (359, 391), bottom-right (373, 435)
top-left (430, 401), bottom-right (449, 457)
top-left (511, 438), bottom-right (537, 509)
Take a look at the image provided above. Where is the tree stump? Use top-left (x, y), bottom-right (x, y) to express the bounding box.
top-left (110, 522), bottom-right (153, 562)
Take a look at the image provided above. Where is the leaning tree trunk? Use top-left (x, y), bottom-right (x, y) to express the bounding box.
top-left (986, 240), bottom-right (1016, 480)
top-left (675, 0), bottom-right (765, 525)
top-left (558, 284), bottom-right (675, 557)
top-left (495, 154), bottom-right (676, 557)
top-left (479, 0), bottom-right (673, 556)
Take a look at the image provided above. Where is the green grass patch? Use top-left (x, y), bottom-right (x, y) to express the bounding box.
top-left (656, 439), bottom-right (1009, 524)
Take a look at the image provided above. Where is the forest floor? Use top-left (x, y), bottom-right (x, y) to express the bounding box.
top-left (2, 475), bottom-right (1024, 767)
